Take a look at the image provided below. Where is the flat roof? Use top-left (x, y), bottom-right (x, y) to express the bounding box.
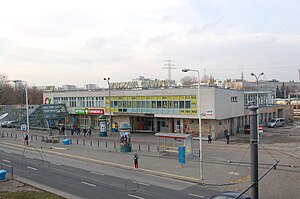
top-left (155, 133), bottom-right (191, 139)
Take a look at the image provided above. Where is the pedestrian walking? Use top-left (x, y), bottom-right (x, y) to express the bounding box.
top-left (62, 125), bottom-right (65, 135)
top-left (208, 133), bottom-right (212, 143)
top-left (76, 127), bottom-right (81, 135)
top-left (24, 134), bottom-right (29, 146)
top-left (83, 128), bottom-right (87, 137)
top-left (88, 126), bottom-right (92, 136)
top-left (225, 130), bottom-right (230, 144)
top-left (134, 154), bottom-right (139, 169)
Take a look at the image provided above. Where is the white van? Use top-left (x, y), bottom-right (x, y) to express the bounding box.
top-left (267, 118), bottom-right (285, 128)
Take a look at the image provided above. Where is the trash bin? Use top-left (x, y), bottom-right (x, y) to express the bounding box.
top-left (0, 170), bottom-right (7, 180)
top-left (63, 139), bottom-right (70, 145)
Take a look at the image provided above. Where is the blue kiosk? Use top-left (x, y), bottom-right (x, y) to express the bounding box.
top-left (119, 123), bottom-right (132, 152)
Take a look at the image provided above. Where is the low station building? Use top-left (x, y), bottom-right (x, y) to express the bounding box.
top-left (43, 80), bottom-right (245, 139)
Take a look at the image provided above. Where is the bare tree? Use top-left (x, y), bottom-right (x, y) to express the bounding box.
top-left (180, 76), bottom-right (198, 86)
top-left (0, 74), bottom-right (43, 105)
top-left (28, 86), bottom-right (43, 104)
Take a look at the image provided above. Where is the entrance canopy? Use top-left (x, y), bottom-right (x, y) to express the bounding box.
top-left (155, 133), bottom-right (193, 157)
top-left (28, 104), bottom-right (69, 132)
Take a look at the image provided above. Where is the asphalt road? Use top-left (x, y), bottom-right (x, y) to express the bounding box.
top-left (0, 144), bottom-right (216, 199)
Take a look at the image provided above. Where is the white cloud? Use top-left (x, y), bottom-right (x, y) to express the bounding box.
top-left (0, 0), bottom-right (299, 87)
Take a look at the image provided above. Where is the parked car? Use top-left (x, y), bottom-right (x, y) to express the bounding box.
top-left (244, 125), bottom-right (250, 134)
top-left (205, 191), bottom-right (250, 199)
top-left (0, 121), bottom-right (9, 128)
top-left (267, 118), bottom-right (285, 128)
top-left (6, 121), bottom-right (18, 128)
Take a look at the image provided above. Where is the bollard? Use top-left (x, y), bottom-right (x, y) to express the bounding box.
top-left (114, 142), bottom-right (116, 148)
top-left (15, 134), bottom-right (17, 139)
top-left (11, 132), bottom-right (12, 138)
top-left (148, 145), bottom-right (150, 152)
top-left (36, 135), bottom-right (37, 140)
top-left (90, 140), bottom-right (92, 146)
top-left (105, 141), bottom-right (107, 148)
top-left (157, 145), bottom-right (159, 153)
top-left (138, 144), bottom-right (141, 151)
top-left (70, 139), bottom-right (72, 144)
top-left (98, 140), bottom-right (99, 147)
top-left (7, 132), bottom-right (8, 137)
top-left (83, 139), bottom-right (85, 145)
top-left (77, 139), bottom-right (79, 144)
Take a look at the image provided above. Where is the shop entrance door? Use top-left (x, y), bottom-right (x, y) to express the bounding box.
top-left (81, 117), bottom-right (91, 129)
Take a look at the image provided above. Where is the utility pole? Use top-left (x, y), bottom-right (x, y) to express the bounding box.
top-left (162, 60), bottom-right (175, 83)
top-left (298, 69), bottom-right (300, 82)
top-left (249, 105), bottom-right (259, 199)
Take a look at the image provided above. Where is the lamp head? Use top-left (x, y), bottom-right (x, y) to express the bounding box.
top-left (260, 72), bottom-right (264, 76)
top-left (251, 73), bottom-right (255, 76)
top-left (182, 69), bottom-right (191, 72)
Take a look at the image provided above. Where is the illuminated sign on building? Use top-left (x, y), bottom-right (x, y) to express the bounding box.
top-left (110, 79), bottom-right (172, 89)
top-left (75, 108), bottom-right (105, 115)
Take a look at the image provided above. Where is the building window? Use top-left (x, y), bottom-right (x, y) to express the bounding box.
top-left (179, 101), bottom-right (184, 109)
top-left (231, 96), bottom-right (238, 102)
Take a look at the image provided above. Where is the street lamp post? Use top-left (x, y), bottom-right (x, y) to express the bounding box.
top-left (104, 78), bottom-right (112, 135)
top-left (251, 72), bottom-right (264, 142)
top-left (11, 80), bottom-right (30, 138)
top-left (182, 68), bottom-right (203, 180)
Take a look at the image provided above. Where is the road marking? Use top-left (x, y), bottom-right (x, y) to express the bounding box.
top-left (0, 141), bottom-right (200, 182)
top-left (81, 181), bottom-right (96, 187)
top-left (25, 156), bottom-right (34, 159)
top-left (228, 175), bottom-right (251, 183)
top-left (27, 166), bottom-right (38, 171)
top-left (188, 193), bottom-right (204, 198)
top-left (128, 194), bottom-right (146, 199)
top-left (133, 181), bottom-right (150, 186)
top-left (4, 151), bottom-right (11, 154)
top-left (2, 159), bottom-right (11, 163)
top-left (228, 171), bottom-right (240, 176)
top-left (51, 162), bottom-right (61, 166)
top-left (52, 147), bottom-right (68, 150)
top-left (90, 171), bottom-right (104, 176)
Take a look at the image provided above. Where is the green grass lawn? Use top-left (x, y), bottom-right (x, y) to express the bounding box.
top-left (0, 191), bottom-right (66, 199)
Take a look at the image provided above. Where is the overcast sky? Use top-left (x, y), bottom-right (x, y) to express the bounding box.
top-left (1, 0), bottom-right (300, 87)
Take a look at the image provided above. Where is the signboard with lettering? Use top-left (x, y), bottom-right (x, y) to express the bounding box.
top-left (75, 108), bottom-right (104, 115)
top-left (205, 109), bottom-right (214, 116)
top-left (110, 79), bottom-right (172, 89)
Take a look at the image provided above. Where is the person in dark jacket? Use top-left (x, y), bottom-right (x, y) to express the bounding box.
top-left (134, 154), bottom-right (139, 169)
top-left (208, 133), bottom-right (212, 143)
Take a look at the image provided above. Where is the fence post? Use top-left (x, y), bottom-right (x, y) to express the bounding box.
top-left (139, 144), bottom-right (141, 151)
top-left (148, 145), bottom-right (150, 152)
top-left (113, 142), bottom-right (116, 148)
top-left (157, 145), bottom-right (159, 153)
top-left (83, 139), bottom-right (85, 145)
top-left (77, 139), bottom-right (79, 144)
top-left (105, 141), bottom-right (107, 148)
top-left (90, 140), bottom-right (92, 146)
top-left (98, 140), bottom-right (99, 147)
